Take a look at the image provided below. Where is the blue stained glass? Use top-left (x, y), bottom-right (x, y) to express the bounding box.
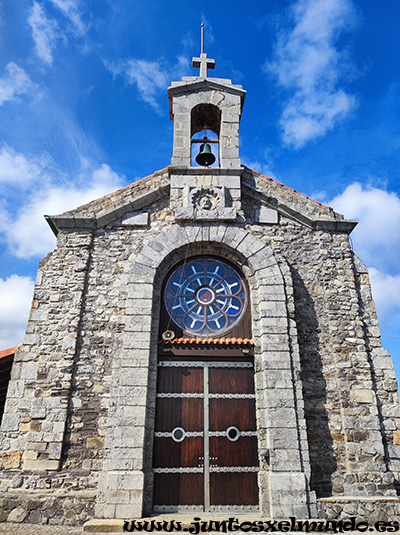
top-left (164, 258), bottom-right (247, 336)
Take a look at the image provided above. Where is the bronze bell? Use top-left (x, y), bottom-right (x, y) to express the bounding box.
top-left (196, 142), bottom-right (216, 167)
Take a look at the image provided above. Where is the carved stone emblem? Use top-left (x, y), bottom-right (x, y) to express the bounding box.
top-left (174, 184), bottom-right (236, 221)
top-left (191, 187), bottom-right (221, 211)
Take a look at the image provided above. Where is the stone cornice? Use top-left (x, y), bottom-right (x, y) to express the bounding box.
top-left (168, 78), bottom-right (246, 119)
top-left (242, 182), bottom-right (358, 234)
top-left (168, 166), bottom-right (243, 177)
top-left (46, 184), bottom-right (170, 235)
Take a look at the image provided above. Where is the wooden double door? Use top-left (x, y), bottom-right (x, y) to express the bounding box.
top-left (153, 360), bottom-right (259, 512)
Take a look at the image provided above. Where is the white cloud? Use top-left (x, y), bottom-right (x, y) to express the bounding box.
top-left (329, 183), bottom-right (400, 327)
top-left (0, 154), bottom-right (125, 347)
top-left (177, 56), bottom-right (190, 72)
top-left (6, 163), bottom-right (124, 258)
top-left (27, 0), bottom-right (89, 65)
top-left (266, 0), bottom-right (358, 147)
top-left (241, 158), bottom-right (275, 179)
top-left (106, 59), bottom-right (168, 113)
top-left (0, 63), bottom-right (32, 106)
top-left (105, 55), bottom-right (190, 113)
top-left (330, 182), bottom-right (400, 272)
top-left (369, 268), bottom-right (400, 317)
top-left (182, 32), bottom-right (196, 51)
top-left (49, 0), bottom-right (86, 36)
top-left (199, 16), bottom-right (215, 46)
top-left (0, 146), bottom-right (125, 258)
top-left (0, 145), bottom-right (45, 187)
top-left (28, 2), bottom-right (58, 65)
top-left (241, 147), bottom-right (279, 179)
top-left (0, 275), bottom-right (35, 348)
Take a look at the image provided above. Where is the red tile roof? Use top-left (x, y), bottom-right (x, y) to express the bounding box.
top-left (0, 344), bottom-right (22, 360)
top-left (162, 337), bottom-right (254, 345)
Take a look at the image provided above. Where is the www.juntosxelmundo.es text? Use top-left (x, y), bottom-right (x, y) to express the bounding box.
top-left (123, 517), bottom-right (400, 533)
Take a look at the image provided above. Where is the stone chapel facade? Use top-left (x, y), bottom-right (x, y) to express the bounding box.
top-left (1, 52), bottom-right (400, 526)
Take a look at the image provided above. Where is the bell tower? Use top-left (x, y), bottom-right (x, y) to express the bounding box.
top-left (168, 24), bottom-right (246, 221)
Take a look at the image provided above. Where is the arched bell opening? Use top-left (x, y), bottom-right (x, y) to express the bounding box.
top-left (191, 104), bottom-right (221, 167)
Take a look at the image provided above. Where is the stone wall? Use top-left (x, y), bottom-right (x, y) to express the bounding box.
top-left (317, 497), bottom-right (400, 523)
top-left (0, 490), bottom-right (95, 525)
top-left (240, 185), bottom-right (400, 499)
top-left (0, 168), bottom-right (399, 524)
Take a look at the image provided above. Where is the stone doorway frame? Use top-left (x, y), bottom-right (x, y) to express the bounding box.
top-left (95, 224), bottom-right (317, 519)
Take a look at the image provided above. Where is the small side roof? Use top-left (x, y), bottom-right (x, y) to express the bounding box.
top-left (0, 344), bottom-right (22, 360)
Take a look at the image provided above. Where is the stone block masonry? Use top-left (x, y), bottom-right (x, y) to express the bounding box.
top-left (0, 166), bottom-right (398, 525)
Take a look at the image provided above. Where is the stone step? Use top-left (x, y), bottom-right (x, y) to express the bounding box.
top-left (83, 518), bottom-right (125, 532)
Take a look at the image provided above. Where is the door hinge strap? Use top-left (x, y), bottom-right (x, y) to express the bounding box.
top-left (154, 431), bottom-right (204, 438)
top-left (209, 430), bottom-right (257, 437)
top-left (208, 393), bottom-right (255, 399)
top-left (209, 466), bottom-right (259, 472)
top-left (153, 467), bottom-right (203, 473)
top-left (157, 392), bottom-right (203, 398)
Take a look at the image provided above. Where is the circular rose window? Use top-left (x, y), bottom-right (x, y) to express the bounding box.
top-left (164, 258), bottom-right (247, 336)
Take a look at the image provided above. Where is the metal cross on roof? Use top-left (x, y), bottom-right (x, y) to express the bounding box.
top-left (192, 22), bottom-right (215, 78)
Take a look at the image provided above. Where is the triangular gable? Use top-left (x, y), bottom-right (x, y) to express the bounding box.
top-left (242, 167), bottom-right (357, 233)
top-left (45, 165), bottom-right (357, 235)
top-left (45, 167), bottom-right (170, 235)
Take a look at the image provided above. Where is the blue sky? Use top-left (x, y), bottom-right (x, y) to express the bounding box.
top-left (0, 0), bottom-right (399, 377)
